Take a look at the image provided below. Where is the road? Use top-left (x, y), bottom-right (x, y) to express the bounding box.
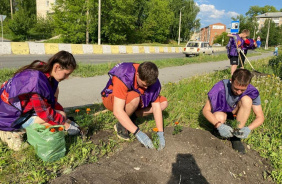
top-left (0, 51), bottom-right (226, 69)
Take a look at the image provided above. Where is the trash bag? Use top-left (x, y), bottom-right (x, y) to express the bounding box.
top-left (26, 123), bottom-right (66, 162)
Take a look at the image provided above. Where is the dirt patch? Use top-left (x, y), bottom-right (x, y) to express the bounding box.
top-left (51, 127), bottom-right (273, 184)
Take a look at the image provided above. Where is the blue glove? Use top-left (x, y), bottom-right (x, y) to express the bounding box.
top-left (70, 121), bottom-right (79, 127)
top-left (235, 127), bottom-right (251, 139)
top-left (67, 123), bottom-right (80, 135)
top-left (217, 124), bottom-right (233, 138)
top-left (157, 132), bottom-right (165, 151)
top-left (135, 130), bottom-right (154, 149)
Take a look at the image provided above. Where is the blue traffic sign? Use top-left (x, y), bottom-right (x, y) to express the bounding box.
top-left (231, 21), bottom-right (239, 33)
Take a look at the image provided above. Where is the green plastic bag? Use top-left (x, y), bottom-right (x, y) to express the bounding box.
top-left (26, 123), bottom-right (66, 162)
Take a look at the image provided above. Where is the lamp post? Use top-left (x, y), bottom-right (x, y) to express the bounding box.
top-left (178, 6), bottom-right (185, 45)
top-left (98, 0), bottom-right (101, 45)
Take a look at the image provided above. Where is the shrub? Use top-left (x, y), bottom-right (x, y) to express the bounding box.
top-left (268, 55), bottom-right (282, 79)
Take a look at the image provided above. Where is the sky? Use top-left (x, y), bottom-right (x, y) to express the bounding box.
top-left (195, 0), bottom-right (282, 28)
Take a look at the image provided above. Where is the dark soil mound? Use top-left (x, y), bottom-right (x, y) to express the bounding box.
top-left (51, 127), bottom-right (273, 184)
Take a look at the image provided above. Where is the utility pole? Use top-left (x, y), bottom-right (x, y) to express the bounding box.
top-left (98, 0), bottom-right (101, 45)
top-left (178, 6), bottom-right (185, 45)
top-left (10, 0), bottom-right (13, 20)
top-left (265, 19), bottom-right (270, 50)
top-left (86, 0), bottom-right (89, 44)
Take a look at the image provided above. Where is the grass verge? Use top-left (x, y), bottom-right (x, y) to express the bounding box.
top-left (0, 56), bottom-right (280, 183)
top-left (0, 52), bottom-right (262, 83)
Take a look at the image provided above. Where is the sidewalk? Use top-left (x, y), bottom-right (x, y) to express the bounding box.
top-left (59, 52), bottom-right (273, 108)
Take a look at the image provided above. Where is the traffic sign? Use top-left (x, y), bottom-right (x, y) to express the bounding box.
top-left (231, 21), bottom-right (239, 33)
top-left (0, 15), bottom-right (7, 21)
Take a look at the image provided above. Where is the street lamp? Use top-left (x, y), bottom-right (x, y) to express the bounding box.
top-left (178, 6), bottom-right (185, 45)
top-left (98, 0), bottom-right (101, 45)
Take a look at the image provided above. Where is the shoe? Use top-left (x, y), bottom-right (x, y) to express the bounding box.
top-left (0, 130), bottom-right (29, 151)
top-left (230, 136), bottom-right (246, 154)
top-left (114, 122), bottom-right (130, 140)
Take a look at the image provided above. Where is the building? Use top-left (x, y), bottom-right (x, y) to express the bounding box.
top-left (256, 12), bottom-right (282, 30)
top-left (36, 0), bottom-right (56, 18)
top-left (200, 23), bottom-right (226, 45)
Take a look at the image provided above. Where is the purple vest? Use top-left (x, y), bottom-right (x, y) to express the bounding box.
top-left (101, 63), bottom-right (161, 108)
top-left (0, 70), bottom-right (58, 131)
top-left (227, 34), bottom-right (244, 57)
top-left (208, 80), bottom-right (259, 113)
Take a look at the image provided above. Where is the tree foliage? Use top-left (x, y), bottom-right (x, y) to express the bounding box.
top-left (213, 32), bottom-right (229, 46)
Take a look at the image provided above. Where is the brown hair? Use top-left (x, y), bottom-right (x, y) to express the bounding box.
top-left (14, 50), bottom-right (77, 76)
top-left (137, 61), bottom-right (159, 85)
top-left (241, 29), bottom-right (250, 35)
top-left (231, 69), bottom-right (253, 86)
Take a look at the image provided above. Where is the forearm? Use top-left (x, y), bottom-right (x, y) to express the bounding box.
top-left (114, 110), bottom-right (137, 133)
top-left (152, 103), bottom-right (163, 132)
top-left (248, 116), bottom-right (264, 130)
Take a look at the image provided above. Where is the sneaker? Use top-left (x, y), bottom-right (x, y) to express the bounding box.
top-left (230, 136), bottom-right (246, 154)
top-left (0, 130), bottom-right (28, 151)
top-left (114, 122), bottom-right (130, 140)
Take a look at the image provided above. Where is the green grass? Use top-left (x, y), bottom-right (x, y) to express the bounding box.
top-left (1, 54), bottom-right (280, 183)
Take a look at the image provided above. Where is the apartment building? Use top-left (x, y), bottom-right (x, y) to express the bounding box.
top-left (200, 23), bottom-right (226, 45)
top-left (36, 0), bottom-right (56, 18)
top-left (256, 12), bottom-right (282, 29)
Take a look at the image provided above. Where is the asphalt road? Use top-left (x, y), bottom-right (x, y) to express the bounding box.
top-left (0, 51), bottom-right (226, 69)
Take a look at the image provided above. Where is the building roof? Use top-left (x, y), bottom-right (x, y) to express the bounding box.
top-left (256, 12), bottom-right (282, 18)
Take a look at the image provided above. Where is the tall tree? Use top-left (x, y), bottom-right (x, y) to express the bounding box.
top-left (101, 0), bottom-right (138, 44)
top-left (169, 0), bottom-right (200, 42)
top-left (246, 5), bottom-right (278, 17)
top-left (52, 0), bottom-right (91, 43)
top-left (141, 0), bottom-right (173, 43)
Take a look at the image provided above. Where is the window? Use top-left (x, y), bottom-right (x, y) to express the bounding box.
top-left (46, 0), bottom-right (49, 6)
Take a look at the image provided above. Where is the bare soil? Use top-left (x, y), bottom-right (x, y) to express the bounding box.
top-left (51, 127), bottom-right (273, 184)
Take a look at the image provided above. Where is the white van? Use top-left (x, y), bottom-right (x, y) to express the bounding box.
top-left (183, 41), bottom-right (213, 57)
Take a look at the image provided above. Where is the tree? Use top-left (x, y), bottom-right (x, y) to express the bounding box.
top-left (101, 0), bottom-right (139, 44)
top-left (258, 20), bottom-right (281, 46)
top-left (213, 32), bottom-right (228, 46)
top-left (52, 0), bottom-right (92, 43)
top-left (7, 0), bottom-right (36, 41)
top-left (169, 0), bottom-right (200, 41)
top-left (141, 0), bottom-right (173, 43)
top-left (246, 5), bottom-right (278, 17)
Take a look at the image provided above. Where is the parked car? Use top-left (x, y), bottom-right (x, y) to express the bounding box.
top-left (213, 43), bottom-right (221, 46)
top-left (183, 41), bottom-right (213, 57)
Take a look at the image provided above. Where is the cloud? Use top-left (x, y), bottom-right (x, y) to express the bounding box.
top-left (197, 3), bottom-right (239, 27)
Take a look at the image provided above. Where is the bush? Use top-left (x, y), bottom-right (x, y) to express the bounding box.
top-left (269, 55), bottom-right (282, 79)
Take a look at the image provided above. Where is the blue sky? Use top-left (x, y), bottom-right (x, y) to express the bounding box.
top-left (196, 0), bottom-right (282, 28)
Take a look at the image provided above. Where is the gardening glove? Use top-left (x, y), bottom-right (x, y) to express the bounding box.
top-left (70, 121), bottom-right (80, 128)
top-left (217, 124), bottom-right (234, 138)
top-left (67, 123), bottom-right (80, 136)
top-left (157, 132), bottom-right (165, 151)
top-left (235, 127), bottom-right (251, 139)
top-left (233, 35), bottom-right (237, 40)
top-left (237, 48), bottom-right (242, 53)
top-left (135, 130), bottom-right (154, 149)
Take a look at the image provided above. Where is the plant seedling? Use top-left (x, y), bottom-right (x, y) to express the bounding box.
top-left (151, 132), bottom-right (159, 150)
top-left (227, 118), bottom-right (243, 136)
top-left (173, 122), bottom-right (183, 135)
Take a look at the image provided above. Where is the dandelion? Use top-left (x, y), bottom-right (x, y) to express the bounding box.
top-left (275, 93), bottom-right (278, 96)
top-left (152, 128), bottom-right (158, 132)
top-left (264, 100), bottom-right (269, 104)
top-left (267, 75), bottom-right (271, 78)
top-left (277, 87), bottom-right (280, 91)
top-left (86, 108), bottom-right (91, 114)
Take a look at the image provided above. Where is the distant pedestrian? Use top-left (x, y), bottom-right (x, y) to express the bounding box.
top-left (202, 69), bottom-right (264, 154)
top-left (256, 36), bottom-right (261, 48)
top-left (101, 62), bottom-right (168, 150)
top-left (226, 29), bottom-right (250, 75)
top-left (273, 46), bottom-right (278, 56)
